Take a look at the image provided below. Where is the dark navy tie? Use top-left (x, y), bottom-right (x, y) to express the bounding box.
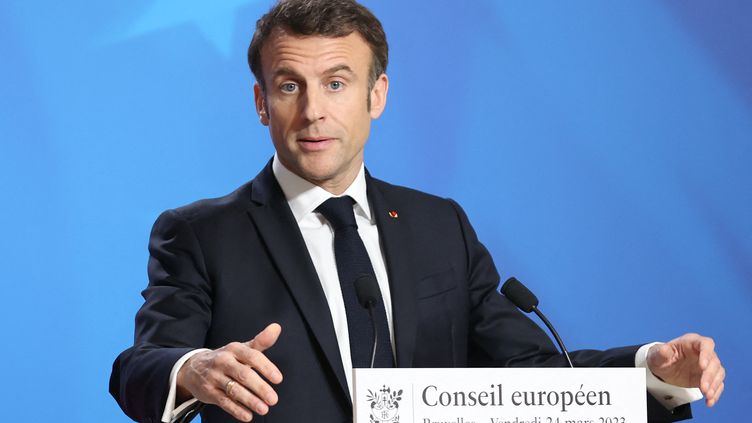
top-left (316, 196), bottom-right (394, 368)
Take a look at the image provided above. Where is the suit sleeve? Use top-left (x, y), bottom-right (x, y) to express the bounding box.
top-left (447, 199), bottom-right (692, 423)
top-left (110, 210), bottom-right (213, 422)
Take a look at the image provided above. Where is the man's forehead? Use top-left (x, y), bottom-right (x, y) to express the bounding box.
top-left (260, 28), bottom-right (371, 73)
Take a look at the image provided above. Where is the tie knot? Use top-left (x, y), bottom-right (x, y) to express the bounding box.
top-left (316, 196), bottom-right (357, 230)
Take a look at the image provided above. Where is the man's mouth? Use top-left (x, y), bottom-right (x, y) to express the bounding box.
top-left (298, 137), bottom-right (333, 143)
top-left (297, 137), bottom-right (335, 151)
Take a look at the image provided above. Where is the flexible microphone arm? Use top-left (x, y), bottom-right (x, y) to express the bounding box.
top-left (530, 304), bottom-right (573, 368)
top-left (501, 277), bottom-right (574, 368)
top-left (354, 274), bottom-right (381, 368)
top-left (366, 305), bottom-right (378, 368)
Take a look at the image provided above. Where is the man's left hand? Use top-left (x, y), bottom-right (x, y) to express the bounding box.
top-left (647, 333), bottom-right (725, 407)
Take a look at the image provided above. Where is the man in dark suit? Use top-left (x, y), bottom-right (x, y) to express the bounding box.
top-left (110, 1), bottom-right (725, 422)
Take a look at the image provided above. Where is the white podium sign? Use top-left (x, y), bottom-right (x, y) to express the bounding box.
top-left (354, 368), bottom-right (646, 423)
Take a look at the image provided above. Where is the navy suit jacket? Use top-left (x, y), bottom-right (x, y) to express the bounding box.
top-left (110, 162), bottom-right (691, 422)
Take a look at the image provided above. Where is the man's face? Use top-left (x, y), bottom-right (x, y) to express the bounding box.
top-left (254, 29), bottom-right (388, 194)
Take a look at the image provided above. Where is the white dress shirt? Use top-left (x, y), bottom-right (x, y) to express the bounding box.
top-left (160, 156), bottom-right (700, 422)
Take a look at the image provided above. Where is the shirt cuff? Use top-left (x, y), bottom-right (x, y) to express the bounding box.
top-left (635, 342), bottom-right (704, 410)
top-left (161, 348), bottom-right (211, 423)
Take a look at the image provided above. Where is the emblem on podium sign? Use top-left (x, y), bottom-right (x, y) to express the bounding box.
top-left (366, 385), bottom-right (402, 423)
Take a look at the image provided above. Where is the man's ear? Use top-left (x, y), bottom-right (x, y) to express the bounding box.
top-left (254, 82), bottom-right (269, 126)
top-left (369, 73), bottom-right (389, 119)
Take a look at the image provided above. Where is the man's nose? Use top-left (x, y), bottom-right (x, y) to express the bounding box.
top-left (301, 87), bottom-right (325, 122)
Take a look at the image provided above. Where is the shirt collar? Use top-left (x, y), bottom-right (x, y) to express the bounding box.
top-left (272, 154), bottom-right (372, 223)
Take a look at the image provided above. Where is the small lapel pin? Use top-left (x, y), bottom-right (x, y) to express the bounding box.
top-left (388, 210), bottom-right (399, 219)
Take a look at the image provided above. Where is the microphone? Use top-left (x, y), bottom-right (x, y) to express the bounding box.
top-left (501, 277), bottom-right (574, 368)
top-left (354, 274), bottom-right (381, 368)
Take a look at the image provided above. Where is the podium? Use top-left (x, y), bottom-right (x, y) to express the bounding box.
top-left (354, 368), bottom-right (647, 423)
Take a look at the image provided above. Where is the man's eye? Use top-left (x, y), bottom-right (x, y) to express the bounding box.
top-left (281, 83), bottom-right (297, 93)
top-left (329, 81), bottom-right (344, 90)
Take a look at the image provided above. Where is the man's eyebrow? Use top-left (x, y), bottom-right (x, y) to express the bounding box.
top-left (271, 66), bottom-right (303, 80)
top-left (323, 64), bottom-right (355, 76)
top-left (271, 65), bottom-right (354, 80)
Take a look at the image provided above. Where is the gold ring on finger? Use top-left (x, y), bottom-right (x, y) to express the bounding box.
top-left (224, 379), bottom-right (237, 398)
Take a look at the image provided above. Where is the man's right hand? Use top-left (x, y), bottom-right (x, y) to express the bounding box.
top-left (176, 323), bottom-right (284, 422)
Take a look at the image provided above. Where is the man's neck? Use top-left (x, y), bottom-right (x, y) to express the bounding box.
top-left (272, 155), bottom-right (371, 223)
top-left (308, 172), bottom-right (359, 196)
top-left (276, 157), bottom-right (363, 196)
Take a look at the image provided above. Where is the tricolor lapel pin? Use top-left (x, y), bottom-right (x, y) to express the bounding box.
top-left (388, 210), bottom-right (399, 219)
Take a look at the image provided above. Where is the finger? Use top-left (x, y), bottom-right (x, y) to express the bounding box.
top-left (704, 362), bottom-right (725, 400)
top-left (699, 356), bottom-right (720, 393)
top-left (696, 337), bottom-right (716, 369)
top-left (202, 360), bottom-right (268, 420)
top-left (207, 385), bottom-right (254, 422)
top-left (677, 332), bottom-right (701, 344)
top-left (232, 357), bottom-right (279, 406)
top-left (248, 323), bottom-right (283, 352)
top-left (217, 345), bottom-right (280, 402)
top-left (234, 343), bottom-right (283, 385)
top-left (670, 332), bottom-right (700, 353)
top-left (230, 371), bottom-right (277, 413)
top-left (707, 382), bottom-right (724, 407)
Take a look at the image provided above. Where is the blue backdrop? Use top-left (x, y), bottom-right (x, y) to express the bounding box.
top-left (1, 1), bottom-right (749, 421)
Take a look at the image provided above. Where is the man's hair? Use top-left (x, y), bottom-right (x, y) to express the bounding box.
top-left (248, 0), bottom-right (388, 92)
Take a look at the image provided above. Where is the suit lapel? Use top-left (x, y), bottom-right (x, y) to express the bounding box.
top-left (246, 163), bottom-right (350, 401)
top-left (367, 176), bottom-right (418, 368)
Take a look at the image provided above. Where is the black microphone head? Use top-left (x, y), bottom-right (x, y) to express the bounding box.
top-left (501, 277), bottom-right (539, 313)
top-left (354, 274), bottom-right (381, 309)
